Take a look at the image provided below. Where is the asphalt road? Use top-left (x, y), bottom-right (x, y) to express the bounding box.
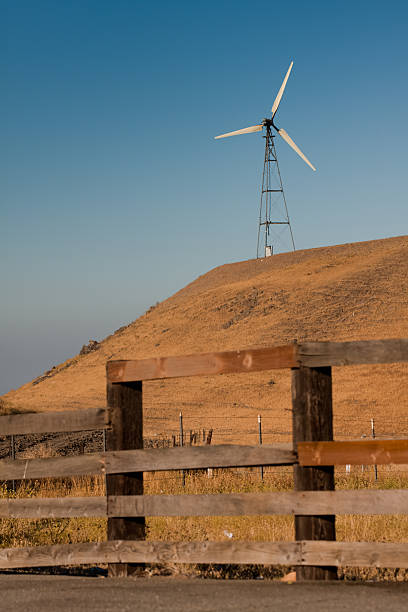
top-left (0, 576), bottom-right (407, 611)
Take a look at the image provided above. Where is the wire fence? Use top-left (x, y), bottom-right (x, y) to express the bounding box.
top-left (1, 411), bottom-right (408, 490)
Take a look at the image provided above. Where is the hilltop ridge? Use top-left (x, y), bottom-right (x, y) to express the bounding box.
top-left (2, 235), bottom-right (408, 443)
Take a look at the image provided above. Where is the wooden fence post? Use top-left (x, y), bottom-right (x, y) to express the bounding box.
top-left (106, 379), bottom-right (145, 577)
top-left (292, 365), bottom-right (337, 581)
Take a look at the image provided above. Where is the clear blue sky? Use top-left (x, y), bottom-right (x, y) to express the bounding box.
top-left (2, 0), bottom-right (407, 395)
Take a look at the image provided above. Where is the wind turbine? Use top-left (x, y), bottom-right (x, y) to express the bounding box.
top-left (215, 61), bottom-right (316, 258)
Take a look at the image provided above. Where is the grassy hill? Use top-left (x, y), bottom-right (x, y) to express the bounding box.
top-left (2, 235), bottom-right (408, 444)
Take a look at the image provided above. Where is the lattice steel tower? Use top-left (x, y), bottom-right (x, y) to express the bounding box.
top-left (257, 121), bottom-right (295, 258)
top-left (215, 61), bottom-right (316, 259)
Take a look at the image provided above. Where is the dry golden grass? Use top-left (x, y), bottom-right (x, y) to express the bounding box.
top-left (2, 469), bottom-right (408, 549)
top-left (1, 468), bottom-right (408, 580)
top-left (145, 469), bottom-right (408, 546)
top-left (0, 476), bottom-right (105, 549)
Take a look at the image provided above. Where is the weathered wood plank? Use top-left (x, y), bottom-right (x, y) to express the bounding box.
top-left (298, 339), bottom-right (408, 367)
top-left (109, 490), bottom-right (408, 518)
top-left (104, 445), bottom-right (296, 473)
top-left (3, 436), bottom-right (405, 481)
top-left (0, 408), bottom-right (108, 436)
top-left (0, 454), bottom-right (103, 480)
top-left (1, 489), bottom-right (407, 519)
top-left (0, 540), bottom-right (407, 569)
top-left (302, 541), bottom-right (408, 568)
top-left (107, 345), bottom-right (297, 382)
top-left (0, 497), bottom-right (107, 518)
top-left (0, 444), bottom-right (295, 480)
top-left (0, 540), bottom-right (302, 569)
top-left (106, 339), bottom-right (408, 383)
top-left (298, 440), bottom-right (408, 466)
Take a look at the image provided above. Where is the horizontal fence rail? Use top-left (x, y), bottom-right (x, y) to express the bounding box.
top-left (1, 440), bottom-right (407, 482)
top-left (107, 489), bottom-right (408, 518)
top-left (0, 541), bottom-right (408, 570)
top-left (298, 338), bottom-right (408, 368)
top-left (107, 345), bottom-right (297, 382)
top-left (0, 497), bottom-right (107, 518)
top-left (107, 338), bottom-right (408, 383)
top-left (0, 444), bottom-right (296, 480)
top-left (1, 439), bottom-right (406, 481)
top-left (2, 490), bottom-right (408, 519)
top-left (298, 440), bottom-right (408, 466)
top-left (0, 407), bottom-right (108, 436)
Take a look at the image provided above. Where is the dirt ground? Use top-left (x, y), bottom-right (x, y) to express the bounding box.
top-left (0, 575), bottom-right (407, 612)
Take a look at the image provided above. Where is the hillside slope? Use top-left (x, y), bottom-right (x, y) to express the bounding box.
top-left (3, 235), bottom-right (408, 443)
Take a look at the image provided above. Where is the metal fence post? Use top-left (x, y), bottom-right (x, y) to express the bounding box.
top-left (258, 415), bottom-right (264, 480)
top-left (102, 428), bottom-right (107, 490)
top-left (180, 412), bottom-right (185, 486)
top-left (371, 418), bottom-right (378, 481)
top-left (11, 435), bottom-right (15, 493)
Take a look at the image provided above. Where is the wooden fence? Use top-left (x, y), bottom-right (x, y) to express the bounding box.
top-left (0, 338), bottom-right (407, 579)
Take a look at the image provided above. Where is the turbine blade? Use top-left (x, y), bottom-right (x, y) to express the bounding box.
top-left (214, 124), bottom-right (263, 139)
top-left (278, 128), bottom-right (316, 171)
top-left (271, 61), bottom-right (293, 118)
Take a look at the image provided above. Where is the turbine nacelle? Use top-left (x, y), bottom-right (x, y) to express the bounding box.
top-left (214, 61), bottom-right (316, 172)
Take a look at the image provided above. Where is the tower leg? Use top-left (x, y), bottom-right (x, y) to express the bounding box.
top-left (257, 126), bottom-right (295, 258)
